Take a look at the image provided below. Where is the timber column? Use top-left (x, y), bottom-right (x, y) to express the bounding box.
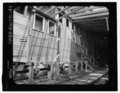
top-left (80, 61), bottom-right (83, 71)
top-left (75, 62), bottom-right (78, 72)
top-left (28, 61), bottom-right (34, 84)
top-left (28, 8), bottom-right (36, 84)
top-left (68, 63), bottom-right (72, 74)
top-left (47, 63), bottom-right (53, 79)
top-left (84, 60), bottom-right (88, 72)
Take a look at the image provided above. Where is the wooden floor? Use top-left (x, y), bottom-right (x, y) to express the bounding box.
top-left (15, 68), bottom-right (108, 85)
top-left (58, 69), bottom-right (108, 85)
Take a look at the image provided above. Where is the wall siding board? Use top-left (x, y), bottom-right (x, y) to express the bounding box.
top-left (13, 10), bottom-right (91, 64)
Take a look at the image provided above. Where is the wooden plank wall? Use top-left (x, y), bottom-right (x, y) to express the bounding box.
top-left (13, 10), bottom-right (58, 64)
top-left (13, 10), bottom-right (89, 64)
top-left (59, 17), bottom-right (87, 64)
top-left (13, 11), bottom-right (30, 62)
top-left (28, 18), bottom-right (57, 64)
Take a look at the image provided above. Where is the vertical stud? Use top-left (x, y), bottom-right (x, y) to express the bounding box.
top-left (69, 63), bottom-right (72, 74)
top-left (48, 63), bottom-right (53, 79)
top-left (106, 17), bottom-right (109, 31)
top-left (81, 61), bottom-right (83, 71)
top-left (28, 61), bottom-right (34, 84)
top-left (85, 61), bottom-right (88, 72)
top-left (24, 6), bottom-right (28, 16)
top-left (75, 62), bottom-right (78, 72)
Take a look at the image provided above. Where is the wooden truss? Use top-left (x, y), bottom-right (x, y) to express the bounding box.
top-left (30, 6), bottom-right (109, 23)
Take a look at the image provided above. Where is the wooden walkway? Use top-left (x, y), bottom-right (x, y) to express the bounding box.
top-left (15, 68), bottom-right (108, 85)
top-left (57, 68), bottom-right (108, 85)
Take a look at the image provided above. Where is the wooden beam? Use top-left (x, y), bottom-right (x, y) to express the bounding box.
top-left (69, 6), bottom-right (92, 16)
top-left (38, 6), bottom-right (43, 10)
top-left (76, 19), bottom-right (105, 25)
top-left (69, 6), bottom-right (81, 10)
top-left (28, 62), bottom-right (34, 84)
top-left (24, 6), bottom-right (28, 16)
top-left (75, 62), bottom-right (78, 72)
top-left (29, 6), bottom-right (57, 23)
top-left (69, 64), bottom-right (72, 74)
top-left (58, 7), bottom-right (84, 21)
top-left (81, 62), bottom-right (83, 71)
top-left (72, 12), bottom-right (109, 20)
top-left (85, 61), bottom-right (88, 72)
top-left (70, 8), bottom-right (108, 18)
top-left (73, 16), bottom-right (107, 23)
top-left (45, 6), bottom-right (58, 14)
top-left (51, 6), bottom-right (72, 17)
top-left (106, 17), bottom-right (109, 31)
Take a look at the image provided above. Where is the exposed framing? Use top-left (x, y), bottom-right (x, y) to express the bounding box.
top-left (70, 7), bottom-right (108, 18)
top-left (58, 7), bottom-right (84, 21)
top-left (52, 6), bottom-right (72, 17)
top-left (72, 12), bottom-right (109, 20)
top-left (106, 17), bottom-right (109, 31)
top-left (45, 6), bottom-right (58, 14)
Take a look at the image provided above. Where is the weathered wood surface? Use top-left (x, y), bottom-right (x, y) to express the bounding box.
top-left (13, 11), bottom-right (30, 62)
top-left (13, 10), bottom-right (88, 64)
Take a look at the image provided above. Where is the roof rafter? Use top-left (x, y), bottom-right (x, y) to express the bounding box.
top-left (58, 7), bottom-right (84, 21)
top-left (51, 6), bottom-right (72, 17)
top-left (45, 6), bottom-right (58, 14)
top-left (70, 7), bottom-right (97, 16)
top-left (38, 6), bottom-right (43, 10)
top-left (106, 17), bottom-right (109, 31)
top-left (72, 12), bottom-right (109, 20)
top-left (70, 8), bottom-right (108, 18)
top-left (73, 16), bottom-right (108, 23)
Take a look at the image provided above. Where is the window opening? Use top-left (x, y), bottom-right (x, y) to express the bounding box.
top-left (35, 15), bottom-right (43, 31)
top-left (49, 21), bottom-right (55, 36)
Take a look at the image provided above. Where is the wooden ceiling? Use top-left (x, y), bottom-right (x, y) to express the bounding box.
top-left (75, 18), bottom-right (108, 32)
top-left (33, 6), bottom-right (109, 32)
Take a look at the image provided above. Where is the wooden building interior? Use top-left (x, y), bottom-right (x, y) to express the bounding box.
top-left (13, 5), bottom-right (109, 84)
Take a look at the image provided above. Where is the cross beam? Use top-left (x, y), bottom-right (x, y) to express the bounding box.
top-left (73, 17), bottom-right (107, 23)
top-left (72, 12), bottom-right (109, 20)
top-left (45, 6), bottom-right (58, 14)
top-left (106, 17), bottom-right (109, 31)
top-left (51, 6), bottom-right (72, 17)
top-left (38, 6), bottom-right (43, 10)
top-left (70, 8), bottom-right (108, 18)
top-left (57, 7), bottom-right (84, 21)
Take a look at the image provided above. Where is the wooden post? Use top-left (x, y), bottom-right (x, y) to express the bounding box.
top-left (56, 63), bottom-right (60, 76)
top-left (28, 61), bottom-right (34, 84)
top-left (85, 61), bottom-right (88, 72)
top-left (24, 6), bottom-right (28, 16)
top-left (81, 61), bottom-right (83, 71)
top-left (106, 17), bottom-right (109, 31)
top-left (27, 11), bottom-right (35, 84)
top-left (68, 63), bottom-right (72, 74)
top-left (47, 63), bottom-right (53, 79)
top-left (56, 51), bottom-right (60, 77)
top-left (47, 71), bottom-right (52, 79)
top-left (75, 62), bottom-right (78, 72)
